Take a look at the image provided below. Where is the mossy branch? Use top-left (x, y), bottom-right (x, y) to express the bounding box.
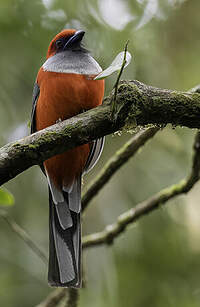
top-left (0, 80), bottom-right (200, 186)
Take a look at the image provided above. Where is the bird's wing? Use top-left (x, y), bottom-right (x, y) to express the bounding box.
top-left (30, 82), bottom-right (46, 173)
top-left (83, 137), bottom-right (105, 174)
top-left (31, 82), bottom-right (40, 134)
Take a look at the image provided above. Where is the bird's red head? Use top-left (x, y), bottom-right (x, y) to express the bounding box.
top-left (46, 29), bottom-right (85, 59)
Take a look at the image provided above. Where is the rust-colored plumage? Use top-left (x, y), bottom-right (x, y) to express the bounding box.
top-left (36, 69), bottom-right (104, 188)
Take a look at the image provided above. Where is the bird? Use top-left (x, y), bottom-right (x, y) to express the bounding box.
top-left (31, 29), bottom-right (104, 287)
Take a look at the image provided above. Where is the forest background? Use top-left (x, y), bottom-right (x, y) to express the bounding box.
top-left (0, 0), bottom-right (200, 306)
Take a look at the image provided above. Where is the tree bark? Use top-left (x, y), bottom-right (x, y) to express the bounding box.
top-left (0, 80), bottom-right (200, 186)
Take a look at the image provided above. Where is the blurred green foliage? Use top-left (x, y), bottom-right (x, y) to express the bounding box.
top-left (1, 0), bottom-right (200, 306)
top-left (0, 188), bottom-right (14, 206)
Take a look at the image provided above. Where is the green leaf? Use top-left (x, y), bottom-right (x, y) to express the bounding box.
top-left (94, 51), bottom-right (132, 80)
top-left (0, 188), bottom-right (14, 207)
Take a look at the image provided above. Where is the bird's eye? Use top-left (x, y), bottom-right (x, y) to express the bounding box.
top-left (55, 40), bottom-right (63, 49)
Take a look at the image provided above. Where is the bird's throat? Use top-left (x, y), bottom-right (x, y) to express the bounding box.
top-left (42, 51), bottom-right (102, 75)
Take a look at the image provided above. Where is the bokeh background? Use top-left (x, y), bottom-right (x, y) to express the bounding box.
top-left (0, 0), bottom-right (200, 306)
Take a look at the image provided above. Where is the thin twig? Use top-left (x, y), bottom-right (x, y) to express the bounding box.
top-left (64, 289), bottom-right (79, 307)
top-left (0, 210), bottom-right (48, 264)
top-left (36, 288), bottom-right (80, 307)
top-left (36, 289), bottom-right (67, 307)
top-left (111, 40), bottom-right (129, 119)
top-left (82, 126), bottom-right (160, 211)
top-left (82, 131), bottom-right (200, 248)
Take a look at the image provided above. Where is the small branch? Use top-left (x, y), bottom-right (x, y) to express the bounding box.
top-left (0, 210), bottom-right (48, 264)
top-left (82, 131), bottom-right (200, 248)
top-left (36, 289), bottom-right (67, 307)
top-left (0, 81), bottom-right (200, 186)
top-left (64, 289), bottom-right (79, 307)
top-left (36, 288), bottom-right (79, 307)
top-left (82, 126), bottom-right (160, 211)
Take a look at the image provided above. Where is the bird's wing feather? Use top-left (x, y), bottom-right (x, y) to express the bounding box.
top-left (31, 82), bottom-right (40, 134)
top-left (83, 137), bottom-right (105, 174)
top-left (68, 176), bottom-right (81, 213)
top-left (31, 82), bottom-right (46, 174)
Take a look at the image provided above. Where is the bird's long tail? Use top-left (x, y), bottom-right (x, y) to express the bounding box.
top-left (48, 177), bottom-right (81, 288)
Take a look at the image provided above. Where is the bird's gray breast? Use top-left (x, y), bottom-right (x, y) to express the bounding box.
top-left (42, 51), bottom-right (102, 75)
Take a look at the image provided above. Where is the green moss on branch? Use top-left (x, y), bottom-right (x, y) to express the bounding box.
top-left (0, 80), bottom-right (200, 186)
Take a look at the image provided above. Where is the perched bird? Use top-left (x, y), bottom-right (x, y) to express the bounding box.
top-left (31, 29), bottom-right (104, 287)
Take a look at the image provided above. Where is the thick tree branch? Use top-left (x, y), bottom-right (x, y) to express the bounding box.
top-left (82, 131), bottom-right (200, 248)
top-left (1, 80), bottom-right (200, 186)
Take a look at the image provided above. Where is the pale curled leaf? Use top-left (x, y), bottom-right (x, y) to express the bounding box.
top-left (0, 188), bottom-right (14, 206)
top-left (94, 51), bottom-right (132, 80)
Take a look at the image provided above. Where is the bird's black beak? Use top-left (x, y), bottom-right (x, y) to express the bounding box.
top-left (63, 30), bottom-right (85, 50)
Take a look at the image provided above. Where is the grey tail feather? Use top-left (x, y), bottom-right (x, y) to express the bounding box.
top-left (48, 187), bottom-right (81, 288)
